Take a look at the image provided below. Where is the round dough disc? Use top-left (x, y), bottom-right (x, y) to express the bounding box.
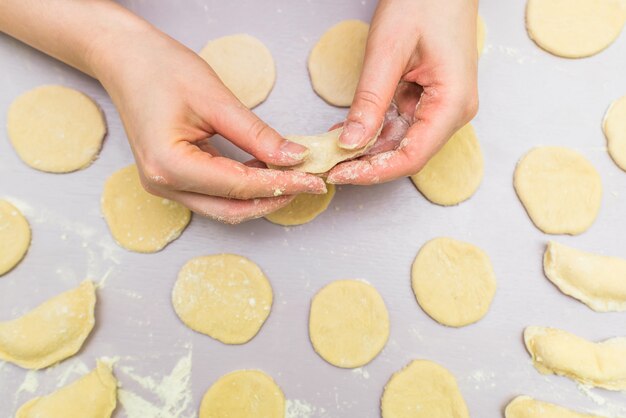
top-left (526, 0), bottom-right (626, 58)
top-left (477, 15), bottom-right (486, 55)
top-left (309, 279), bottom-right (389, 368)
top-left (604, 95), bottom-right (626, 171)
top-left (7, 85), bottom-right (106, 173)
top-left (265, 184), bottom-right (335, 225)
top-left (411, 237), bottom-right (497, 327)
top-left (308, 20), bottom-right (369, 107)
top-left (199, 370), bottom-right (285, 418)
top-left (199, 34), bottom-right (275, 108)
top-left (514, 147), bottom-right (602, 235)
top-left (102, 165), bottom-right (191, 253)
top-left (0, 200), bottom-right (30, 276)
top-left (172, 254), bottom-right (273, 344)
top-left (410, 124), bottom-right (483, 206)
top-left (381, 360), bottom-right (470, 418)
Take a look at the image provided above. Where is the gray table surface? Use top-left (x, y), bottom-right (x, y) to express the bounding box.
top-left (2, 0), bottom-right (626, 417)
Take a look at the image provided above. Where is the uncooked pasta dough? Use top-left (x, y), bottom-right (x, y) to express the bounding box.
top-left (199, 370), bottom-right (284, 418)
top-left (172, 254), bottom-right (273, 344)
top-left (477, 15), bottom-right (486, 55)
top-left (0, 200), bottom-right (30, 276)
top-left (265, 184), bottom-right (335, 225)
top-left (514, 147), bottom-right (602, 235)
top-left (16, 361), bottom-right (117, 418)
top-left (381, 360), bottom-right (469, 418)
top-left (603, 94), bottom-right (626, 171)
top-left (308, 20), bottom-right (369, 106)
top-left (0, 280), bottom-right (95, 369)
top-left (410, 124), bottom-right (483, 206)
top-left (524, 326), bottom-right (626, 390)
top-left (7, 85), bottom-right (106, 173)
top-left (102, 165), bottom-right (191, 253)
top-left (199, 34), bottom-right (275, 108)
top-left (411, 237), bottom-right (496, 327)
top-left (526, 0), bottom-right (626, 58)
top-left (309, 279), bottom-right (389, 368)
top-left (505, 395), bottom-right (603, 418)
top-left (544, 241), bottom-right (626, 312)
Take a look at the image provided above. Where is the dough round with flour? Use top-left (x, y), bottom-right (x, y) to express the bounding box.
top-left (412, 238), bottom-right (496, 327)
top-left (199, 34), bottom-right (275, 108)
top-left (308, 20), bottom-right (369, 107)
top-left (265, 184), bottom-right (335, 225)
top-left (604, 95), bottom-right (626, 171)
top-left (514, 147), bottom-right (602, 235)
top-left (505, 395), bottom-right (602, 418)
top-left (172, 254), bottom-right (273, 344)
top-left (526, 0), bottom-right (626, 58)
top-left (381, 360), bottom-right (470, 418)
top-left (410, 124), bottom-right (483, 206)
top-left (102, 165), bottom-right (191, 253)
top-left (200, 370), bottom-right (284, 418)
top-left (7, 85), bottom-right (106, 173)
top-left (309, 279), bottom-right (389, 368)
top-left (0, 200), bottom-right (30, 276)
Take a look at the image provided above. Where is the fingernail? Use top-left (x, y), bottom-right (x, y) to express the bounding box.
top-left (280, 140), bottom-right (309, 162)
top-left (338, 121), bottom-right (366, 150)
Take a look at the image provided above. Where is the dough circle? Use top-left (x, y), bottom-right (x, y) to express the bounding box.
top-left (7, 85), bottom-right (106, 173)
top-left (0, 200), bottom-right (30, 276)
top-left (477, 15), bottom-right (486, 55)
top-left (514, 147), bottom-right (602, 235)
top-left (265, 184), bottom-right (335, 225)
top-left (199, 34), bottom-right (275, 108)
top-left (101, 165), bottom-right (191, 253)
top-left (381, 360), bottom-right (470, 418)
top-left (309, 279), bottom-right (389, 368)
top-left (505, 395), bottom-right (602, 418)
top-left (410, 124), bottom-right (483, 206)
top-left (411, 237), bottom-right (497, 327)
top-left (603, 94), bottom-right (626, 171)
top-left (526, 0), bottom-right (626, 58)
top-left (172, 254), bottom-right (273, 344)
top-left (199, 369), bottom-right (285, 418)
top-left (308, 20), bottom-right (369, 107)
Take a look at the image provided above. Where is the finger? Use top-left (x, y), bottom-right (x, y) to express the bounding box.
top-left (364, 102), bottom-right (410, 155)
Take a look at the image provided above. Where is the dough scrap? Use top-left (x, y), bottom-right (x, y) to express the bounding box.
top-left (381, 360), bottom-right (469, 418)
top-left (309, 279), bottom-right (389, 368)
top-left (603, 94), bottom-right (626, 171)
top-left (199, 34), bottom-right (275, 108)
top-left (0, 200), bottom-right (30, 276)
top-left (0, 280), bottom-right (95, 370)
top-left (102, 165), bottom-right (191, 253)
top-left (7, 85), bottom-right (106, 173)
top-left (199, 369), bottom-right (284, 418)
top-left (308, 20), bottom-right (369, 107)
top-left (524, 326), bottom-right (626, 390)
top-left (16, 360), bottom-right (117, 418)
top-left (505, 395), bottom-right (604, 418)
top-left (514, 147), bottom-right (602, 235)
top-left (172, 254), bottom-right (272, 344)
top-left (265, 183), bottom-right (335, 225)
top-left (410, 124), bottom-right (483, 206)
top-left (526, 0), bottom-right (626, 58)
top-left (477, 15), bottom-right (486, 55)
top-left (544, 241), bottom-right (626, 312)
top-left (411, 237), bottom-right (496, 327)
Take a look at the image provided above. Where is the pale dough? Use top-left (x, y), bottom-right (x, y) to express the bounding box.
top-left (265, 184), bottom-right (336, 225)
top-left (0, 280), bottom-right (95, 370)
top-left (410, 124), bottom-right (483, 206)
top-left (0, 200), bottom-right (30, 276)
top-left (308, 20), bottom-right (369, 107)
top-left (514, 147), bottom-right (602, 235)
top-left (526, 0), bottom-right (626, 58)
top-left (16, 360), bottom-right (117, 418)
top-left (381, 360), bottom-right (470, 418)
top-left (7, 85), bottom-right (106, 173)
top-left (199, 34), bottom-right (275, 108)
top-left (603, 94), bottom-right (626, 171)
top-left (102, 164), bottom-right (191, 253)
top-left (505, 395), bottom-right (604, 418)
top-left (411, 237), bottom-right (496, 327)
top-left (309, 279), bottom-right (389, 368)
top-left (199, 369), bottom-right (284, 418)
top-left (477, 15), bottom-right (486, 55)
top-left (524, 326), bottom-right (626, 390)
top-left (544, 241), bottom-right (626, 312)
top-left (172, 254), bottom-right (273, 344)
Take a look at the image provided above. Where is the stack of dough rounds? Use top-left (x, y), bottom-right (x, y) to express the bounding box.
top-left (0, 200), bottom-right (30, 276)
top-left (265, 184), bottom-right (335, 225)
top-left (505, 395), bottom-right (604, 418)
top-left (7, 85), bottom-right (106, 173)
top-left (603, 94), bottom-right (626, 171)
